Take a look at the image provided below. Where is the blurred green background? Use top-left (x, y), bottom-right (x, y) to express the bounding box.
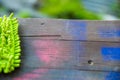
top-left (0, 0), bottom-right (119, 20)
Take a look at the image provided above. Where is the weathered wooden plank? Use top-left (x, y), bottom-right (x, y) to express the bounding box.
top-left (0, 19), bottom-right (120, 80)
top-left (19, 19), bottom-right (120, 42)
top-left (0, 68), bottom-right (120, 80)
top-left (19, 37), bottom-right (120, 72)
top-left (19, 19), bottom-right (64, 36)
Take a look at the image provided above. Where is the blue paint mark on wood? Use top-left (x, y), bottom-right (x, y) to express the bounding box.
top-left (67, 21), bottom-right (87, 40)
top-left (98, 28), bottom-right (120, 38)
top-left (101, 47), bottom-right (120, 61)
top-left (105, 72), bottom-right (120, 80)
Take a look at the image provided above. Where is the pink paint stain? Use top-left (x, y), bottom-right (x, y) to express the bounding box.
top-left (13, 68), bottom-right (48, 80)
top-left (13, 39), bottom-right (70, 80)
top-left (33, 40), bottom-right (63, 64)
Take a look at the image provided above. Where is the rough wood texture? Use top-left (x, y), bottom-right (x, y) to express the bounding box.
top-left (0, 19), bottom-right (120, 80)
top-left (19, 19), bottom-right (120, 42)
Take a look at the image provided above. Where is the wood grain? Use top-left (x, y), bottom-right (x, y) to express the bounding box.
top-left (19, 19), bottom-right (120, 42)
top-left (20, 37), bottom-right (120, 72)
top-left (0, 19), bottom-right (120, 80)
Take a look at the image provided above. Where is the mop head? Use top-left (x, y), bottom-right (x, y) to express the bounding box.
top-left (0, 13), bottom-right (21, 73)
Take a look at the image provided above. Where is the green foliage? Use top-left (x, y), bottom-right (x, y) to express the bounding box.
top-left (40, 0), bottom-right (101, 19)
top-left (0, 13), bottom-right (21, 73)
top-left (112, 1), bottom-right (120, 18)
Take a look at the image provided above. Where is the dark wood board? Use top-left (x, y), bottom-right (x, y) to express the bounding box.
top-left (0, 19), bottom-right (120, 80)
top-left (0, 68), bottom-right (120, 80)
top-left (20, 37), bottom-right (120, 71)
top-left (19, 19), bottom-right (120, 42)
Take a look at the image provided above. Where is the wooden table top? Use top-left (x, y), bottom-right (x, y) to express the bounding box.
top-left (0, 19), bottom-right (120, 80)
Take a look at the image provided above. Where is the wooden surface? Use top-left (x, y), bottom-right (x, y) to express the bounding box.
top-left (0, 19), bottom-right (120, 80)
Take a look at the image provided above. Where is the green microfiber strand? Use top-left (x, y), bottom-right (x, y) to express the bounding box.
top-left (0, 13), bottom-right (21, 73)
